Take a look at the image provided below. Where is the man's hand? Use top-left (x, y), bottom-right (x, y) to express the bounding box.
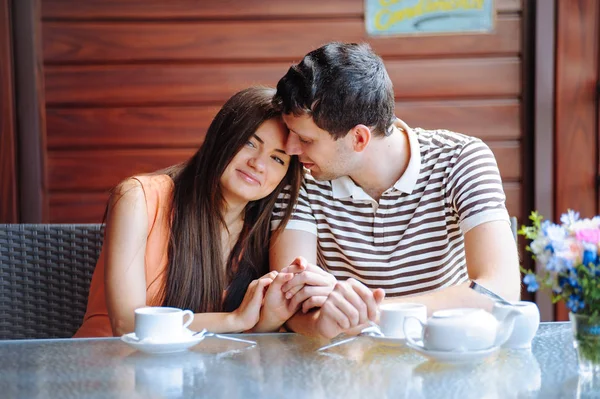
top-left (314, 279), bottom-right (385, 339)
top-left (281, 257), bottom-right (337, 314)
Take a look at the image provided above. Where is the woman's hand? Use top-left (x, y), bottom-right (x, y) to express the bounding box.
top-left (230, 271), bottom-right (277, 332)
top-left (251, 271), bottom-right (298, 332)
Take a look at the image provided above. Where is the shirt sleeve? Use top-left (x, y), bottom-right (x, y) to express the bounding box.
top-left (271, 180), bottom-right (317, 236)
top-left (448, 139), bottom-right (510, 233)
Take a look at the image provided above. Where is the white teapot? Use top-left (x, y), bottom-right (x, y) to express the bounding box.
top-left (404, 307), bottom-right (524, 352)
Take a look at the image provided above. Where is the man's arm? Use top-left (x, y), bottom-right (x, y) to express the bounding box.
top-left (270, 229), bottom-right (317, 270)
top-left (381, 219), bottom-right (521, 313)
top-left (388, 138), bottom-right (522, 314)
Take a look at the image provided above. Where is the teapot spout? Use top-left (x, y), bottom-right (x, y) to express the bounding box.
top-left (493, 307), bottom-right (524, 347)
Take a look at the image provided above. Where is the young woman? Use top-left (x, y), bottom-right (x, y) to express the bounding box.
top-left (74, 87), bottom-right (302, 337)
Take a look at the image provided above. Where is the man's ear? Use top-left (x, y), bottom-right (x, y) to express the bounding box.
top-left (351, 125), bottom-right (371, 152)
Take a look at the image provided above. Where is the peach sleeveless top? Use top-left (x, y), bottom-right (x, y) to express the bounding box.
top-left (74, 174), bottom-right (174, 338)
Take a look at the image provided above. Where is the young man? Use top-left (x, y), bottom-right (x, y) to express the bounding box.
top-left (269, 42), bottom-right (521, 339)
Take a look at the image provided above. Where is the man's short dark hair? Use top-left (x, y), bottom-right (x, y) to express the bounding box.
top-left (274, 42), bottom-right (395, 140)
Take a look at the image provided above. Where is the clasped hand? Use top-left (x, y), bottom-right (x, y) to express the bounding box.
top-left (233, 257), bottom-right (385, 337)
top-left (282, 257), bottom-right (385, 339)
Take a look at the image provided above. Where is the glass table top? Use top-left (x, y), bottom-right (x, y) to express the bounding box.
top-left (0, 322), bottom-right (598, 398)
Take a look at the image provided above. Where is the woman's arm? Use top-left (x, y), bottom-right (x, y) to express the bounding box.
top-left (104, 179), bottom-right (150, 336)
top-left (104, 179), bottom-right (276, 335)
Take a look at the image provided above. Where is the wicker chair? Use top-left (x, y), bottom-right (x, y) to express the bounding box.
top-left (0, 224), bottom-right (104, 339)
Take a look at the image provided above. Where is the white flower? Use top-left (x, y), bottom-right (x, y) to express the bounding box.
top-left (530, 237), bottom-right (549, 256)
top-left (560, 210), bottom-right (580, 227)
top-left (545, 225), bottom-right (567, 241)
top-left (535, 251), bottom-right (551, 265)
top-left (570, 217), bottom-right (600, 233)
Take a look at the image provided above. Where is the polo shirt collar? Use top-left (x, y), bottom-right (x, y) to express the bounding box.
top-left (330, 119), bottom-right (421, 199)
top-left (331, 176), bottom-right (358, 199)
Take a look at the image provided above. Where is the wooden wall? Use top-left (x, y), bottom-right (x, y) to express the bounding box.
top-left (40, 0), bottom-right (526, 223)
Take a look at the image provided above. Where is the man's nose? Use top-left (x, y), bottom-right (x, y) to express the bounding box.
top-left (286, 133), bottom-right (303, 156)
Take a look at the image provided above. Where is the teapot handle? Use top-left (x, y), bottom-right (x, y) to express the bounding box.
top-left (403, 316), bottom-right (425, 346)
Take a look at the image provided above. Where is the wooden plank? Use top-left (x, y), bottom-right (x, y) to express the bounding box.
top-left (46, 100), bottom-right (521, 149)
top-left (399, 99), bottom-right (521, 140)
top-left (0, 0), bottom-right (18, 222)
top-left (47, 142), bottom-right (521, 191)
top-left (554, 0), bottom-right (600, 322)
top-left (42, 17), bottom-right (521, 63)
top-left (46, 106), bottom-right (218, 148)
top-left (48, 148), bottom-right (196, 191)
top-left (48, 182), bottom-right (524, 223)
top-left (48, 192), bottom-right (109, 223)
top-left (489, 142), bottom-right (521, 182)
top-left (503, 182), bottom-right (522, 223)
top-left (44, 58), bottom-right (521, 106)
top-left (386, 58), bottom-right (520, 100)
top-left (42, 0), bottom-right (522, 20)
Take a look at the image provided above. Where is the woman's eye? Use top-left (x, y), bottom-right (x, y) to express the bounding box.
top-left (298, 137), bottom-right (311, 144)
top-left (272, 156), bottom-right (285, 165)
top-left (246, 140), bottom-right (256, 148)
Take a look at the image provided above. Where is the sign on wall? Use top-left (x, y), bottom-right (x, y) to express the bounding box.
top-left (365, 0), bottom-right (495, 36)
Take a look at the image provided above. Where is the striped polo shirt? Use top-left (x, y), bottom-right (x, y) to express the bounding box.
top-left (272, 126), bottom-right (510, 297)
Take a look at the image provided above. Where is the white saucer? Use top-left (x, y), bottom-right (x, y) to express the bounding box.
top-left (121, 329), bottom-right (205, 355)
top-left (406, 341), bottom-right (500, 365)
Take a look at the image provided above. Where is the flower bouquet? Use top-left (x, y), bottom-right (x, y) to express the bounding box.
top-left (519, 210), bottom-right (600, 374)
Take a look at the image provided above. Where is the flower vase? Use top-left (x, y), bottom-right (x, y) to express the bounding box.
top-left (570, 313), bottom-right (600, 375)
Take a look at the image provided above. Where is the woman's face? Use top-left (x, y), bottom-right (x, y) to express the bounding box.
top-left (220, 118), bottom-right (291, 206)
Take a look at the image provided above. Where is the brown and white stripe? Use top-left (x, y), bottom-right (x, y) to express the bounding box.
top-left (272, 128), bottom-right (509, 297)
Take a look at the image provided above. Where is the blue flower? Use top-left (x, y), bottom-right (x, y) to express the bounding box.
top-left (582, 248), bottom-right (598, 267)
top-left (558, 276), bottom-right (569, 288)
top-left (523, 274), bottom-right (539, 292)
top-left (540, 220), bottom-right (552, 235)
top-left (567, 298), bottom-right (578, 313)
top-left (568, 275), bottom-right (580, 288)
top-left (564, 258), bottom-right (575, 270)
top-left (567, 294), bottom-right (586, 313)
top-left (545, 256), bottom-right (572, 273)
top-left (546, 257), bottom-right (562, 272)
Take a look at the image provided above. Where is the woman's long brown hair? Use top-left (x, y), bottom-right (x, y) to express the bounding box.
top-left (159, 87), bottom-right (302, 313)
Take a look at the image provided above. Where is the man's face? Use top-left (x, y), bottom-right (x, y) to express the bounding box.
top-left (282, 114), bottom-right (354, 181)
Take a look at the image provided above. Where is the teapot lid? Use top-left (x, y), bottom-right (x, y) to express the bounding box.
top-left (432, 308), bottom-right (483, 319)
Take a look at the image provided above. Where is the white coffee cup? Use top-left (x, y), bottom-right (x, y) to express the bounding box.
top-left (379, 303), bottom-right (427, 339)
top-left (492, 301), bottom-right (540, 349)
top-left (134, 307), bottom-right (194, 342)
